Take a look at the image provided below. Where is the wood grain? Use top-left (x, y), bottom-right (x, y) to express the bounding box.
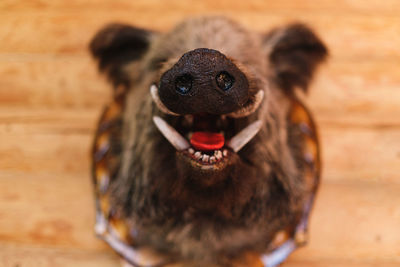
top-left (0, 0), bottom-right (399, 266)
top-left (0, 243), bottom-right (119, 267)
top-left (0, 171), bottom-right (107, 250)
top-left (0, 12), bottom-right (398, 61)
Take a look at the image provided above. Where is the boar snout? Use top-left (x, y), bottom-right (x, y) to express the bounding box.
top-left (158, 48), bottom-right (249, 115)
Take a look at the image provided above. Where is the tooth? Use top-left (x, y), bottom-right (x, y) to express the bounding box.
top-left (223, 149), bottom-right (228, 157)
top-left (202, 155), bottom-right (210, 162)
top-left (194, 151), bottom-right (202, 159)
top-left (210, 156), bottom-right (216, 163)
top-left (153, 116), bottom-right (190, 151)
top-left (227, 120), bottom-right (262, 152)
top-left (188, 148), bottom-right (194, 154)
top-left (215, 150), bottom-right (222, 159)
top-left (227, 90), bottom-right (264, 118)
top-left (150, 85), bottom-right (179, 116)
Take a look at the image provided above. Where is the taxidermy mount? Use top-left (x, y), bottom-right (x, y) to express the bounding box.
top-left (90, 16), bottom-right (327, 267)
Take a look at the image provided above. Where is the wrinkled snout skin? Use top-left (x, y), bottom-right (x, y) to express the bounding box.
top-left (89, 16), bottom-right (327, 265)
top-left (159, 48), bottom-right (250, 114)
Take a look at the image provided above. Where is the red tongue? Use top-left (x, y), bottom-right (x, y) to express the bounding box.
top-left (190, 132), bottom-right (225, 151)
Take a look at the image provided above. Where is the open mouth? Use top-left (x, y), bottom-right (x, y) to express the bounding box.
top-left (150, 85), bottom-right (263, 169)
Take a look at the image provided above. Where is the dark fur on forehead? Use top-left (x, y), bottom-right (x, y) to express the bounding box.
top-left (264, 23), bottom-right (328, 93)
top-left (89, 23), bottom-right (153, 87)
top-left (145, 16), bottom-right (262, 74)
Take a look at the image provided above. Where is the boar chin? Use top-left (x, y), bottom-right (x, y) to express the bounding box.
top-left (176, 150), bottom-right (240, 187)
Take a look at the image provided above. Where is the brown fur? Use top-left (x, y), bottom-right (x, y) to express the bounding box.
top-left (90, 16), bottom-right (327, 264)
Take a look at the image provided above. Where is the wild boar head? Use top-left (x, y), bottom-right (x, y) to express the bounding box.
top-left (90, 16), bottom-right (327, 262)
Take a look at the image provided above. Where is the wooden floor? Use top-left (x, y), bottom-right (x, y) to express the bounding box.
top-left (1, 0), bottom-right (399, 266)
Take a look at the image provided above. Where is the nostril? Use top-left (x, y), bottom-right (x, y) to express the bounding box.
top-left (175, 74), bottom-right (193, 95)
top-left (216, 71), bottom-right (234, 91)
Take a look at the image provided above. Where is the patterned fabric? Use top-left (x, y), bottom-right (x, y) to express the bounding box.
top-left (91, 89), bottom-right (320, 267)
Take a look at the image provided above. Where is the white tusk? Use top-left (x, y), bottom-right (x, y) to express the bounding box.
top-left (227, 90), bottom-right (264, 118)
top-left (150, 85), bottom-right (180, 116)
top-left (153, 116), bottom-right (190, 151)
top-left (226, 120), bottom-right (263, 152)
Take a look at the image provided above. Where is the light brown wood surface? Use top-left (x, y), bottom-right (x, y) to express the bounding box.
top-left (0, 0), bottom-right (399, 266)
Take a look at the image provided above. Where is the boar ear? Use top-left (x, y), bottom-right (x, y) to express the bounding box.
top-left (89, 23), bottom-right (154, 87)
top-left (263, 24), bottom-right (328, 93)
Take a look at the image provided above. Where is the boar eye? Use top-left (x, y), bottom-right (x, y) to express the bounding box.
top-left (175, 74), bottom-right (193, 95)
top-left (216, 71), bottom-right (234, 91)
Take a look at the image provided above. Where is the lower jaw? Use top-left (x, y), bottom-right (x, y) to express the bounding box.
top-left (182, 147), bottom-right (231, 169)
top-left (176, 150), bottom-right (237, 186)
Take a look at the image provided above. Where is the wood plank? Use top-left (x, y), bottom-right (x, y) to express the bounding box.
top-left (291, 181), bottom-right (400, 262)
top-left (0, 243), bottom-right (119, 267)
top-left (0, 133), bottom-right (92, 175)
top-left (0, 109), bottom-right (97, 175)
top-left (0, 108), bottom-right (98, 134)
top-left (0, 171), bottom-right (109, 251)
top-left (1, 0), bottom-right (400, 15)
top-left (0, 11), bottom-right (398, 61)
top-left (309, 61), bottom-right (400, 127)
top-left (321, 126), bottom-right (400, 183)
top-left (0, 56), bottom-right (110, 109)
